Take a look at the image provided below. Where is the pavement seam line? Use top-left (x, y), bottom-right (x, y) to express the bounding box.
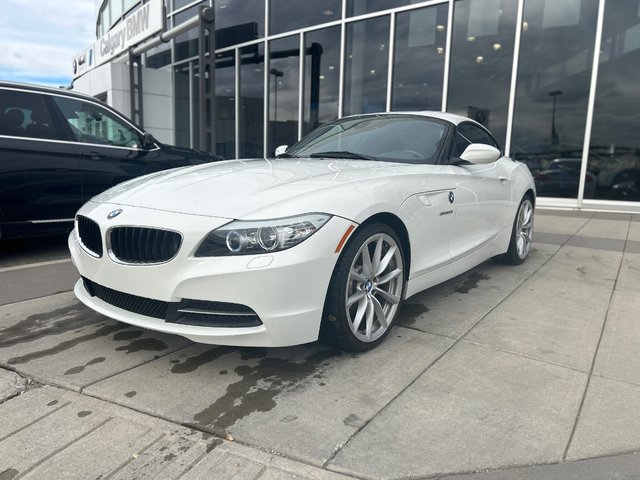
top-left (0, 258), bottom-right (71, 273)
top-left (79, 342), bottom-right (195, 393)
top-left (459, 339), bottom-right (590, 375)
top-left (0, 289), bottom-right (74, 308)
top-left (175, 450), bottom-right (209, 479)
top-left (561, 216), bottom-right (632, 461)
top-left (13, 417), bottom-right (113, 479)
top-left (322, 215), bottom-right (589, 472)
top-left (103, 431), bottom-right (166, 480)
top-left (0, 401), bottom-right (71, 443)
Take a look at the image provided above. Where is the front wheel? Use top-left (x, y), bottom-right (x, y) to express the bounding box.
top-left (321, 223), bottom-right (406, 352)
top-left (498, 195), bottom-right (534, 265)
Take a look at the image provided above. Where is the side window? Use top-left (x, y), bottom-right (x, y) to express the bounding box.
top-left (0, 89), bottom-right (59, 140)
top-left (451, 132), bottom-right (471, 158)
top-left (457, 123), bottom-right (499, 149)
top-left (52, 96), bottom-right (143, 148)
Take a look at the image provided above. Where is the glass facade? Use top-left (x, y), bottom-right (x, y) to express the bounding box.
top-left (95, 0), bottom-right (640, 210)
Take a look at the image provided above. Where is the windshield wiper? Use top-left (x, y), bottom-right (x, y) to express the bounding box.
top-left (276, 152), bottom-right (298, 158)
top-left (308, 150), bottom-right (376, 160)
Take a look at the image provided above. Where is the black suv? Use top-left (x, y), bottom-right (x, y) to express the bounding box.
top-left (0, 81), bottom-right (218, 239)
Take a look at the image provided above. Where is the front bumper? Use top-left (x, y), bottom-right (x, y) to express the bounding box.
top-left (69, 202), bottom-right (356, 347)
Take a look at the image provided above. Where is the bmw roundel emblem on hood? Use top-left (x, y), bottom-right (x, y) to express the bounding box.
top-left (449, 191), bottom-right (455, 204)
top-left (108, 209), bottom-right (123, 219)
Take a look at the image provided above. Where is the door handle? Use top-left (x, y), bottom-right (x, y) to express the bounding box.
top-left (499, 176), bottom-right (509, 184)
top-left (81, 151), bottom-right (105, 160)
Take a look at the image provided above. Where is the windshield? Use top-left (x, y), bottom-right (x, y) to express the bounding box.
top-left (286, 115), bottom-right (448, 164)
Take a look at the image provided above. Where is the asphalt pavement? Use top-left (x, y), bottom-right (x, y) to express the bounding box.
top-left (1, 210), bottom-right (640, 479)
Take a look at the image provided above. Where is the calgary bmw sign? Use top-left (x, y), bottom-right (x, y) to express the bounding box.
top-left (72, 0), bottom-right (164, 79)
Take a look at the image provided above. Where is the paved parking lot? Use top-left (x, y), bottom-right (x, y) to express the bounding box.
top-left (1, 210), bottom-right (640, 479)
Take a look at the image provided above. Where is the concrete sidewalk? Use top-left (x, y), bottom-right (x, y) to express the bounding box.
top-left (1, 209), bottom-right (639, 479)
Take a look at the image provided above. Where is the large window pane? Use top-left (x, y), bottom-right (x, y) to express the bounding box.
top-left (268, 36), bottom-right (300, 155)
top-left (216, 0), bottom-right (264, 49)
top-left (347, 0), bottom-right (419, 17)
top-left (175, 7), bottom-right (199, 61)
top-left (270, 0), bottom-right (340, 35)
top-left (303, 26), bottom-right (340, 135)
top-left (511, 0), bottom-right (598, 199)
top-left (344, 16), bottom-right (390, 116)
top-left (392, 4), bottom-right (448, 111)
top-left (586, 0), bottom-right (640, 202)
top-left (447, 0), bottom-right (517, 146)
top-left (215, 51), bottom-right (236, 159)
top-left (239, 43), bottom-right (264, 157)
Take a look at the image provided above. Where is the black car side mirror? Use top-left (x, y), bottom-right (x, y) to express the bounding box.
top-left (142, 132), bottom-right (155, 149)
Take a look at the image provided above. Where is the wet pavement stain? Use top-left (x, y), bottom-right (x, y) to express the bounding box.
top-left (124, 391), bottom-right (137, 398)
top-left (398, 303), bottom-right (430, 326)
top-left (0, 303), bottom-right (104, 349)
top-left (453, 272), bottom-right (490, 294)
top-left (163, 453), bottom-right (176, 462)
top-left (191, 348), bottom-right (340, 433)
top-left (0, 468), bottom-right (19, 480)
top-left (114, 338), bottom-right (169, 354)
top-left (64, 356), bottom-right (106, 375)
top-left (343, 413), bottom-right (365, 428)
top-left (170, 347), bottom-right (234, 374)
top-left (77, 410), bottom-right (92, 417)
top-left (6, 323), bottom-right (128, 365)
top-left (113, 330), bottom-right (144, 341)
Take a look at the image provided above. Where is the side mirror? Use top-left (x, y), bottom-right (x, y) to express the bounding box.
top-left (142, 132), bottom-right (155, 149)
top-left (275, 145), bottom-right (288, 157)
top-left (460, 143), bottom-right (501, 164)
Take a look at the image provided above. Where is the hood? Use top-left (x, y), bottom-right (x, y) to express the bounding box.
top-left (91, 158), bottom-right (445, 220)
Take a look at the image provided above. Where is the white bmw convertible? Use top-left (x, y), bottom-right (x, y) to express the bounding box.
top-left (69, 112), bottom-right (535, 351)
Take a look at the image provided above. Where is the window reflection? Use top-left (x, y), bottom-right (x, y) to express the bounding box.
top-left (303, 27), bottom-right (340, 135)
top-left (392, 4), bottom-right (448, 112)
top-left (447, 0), bottom-right (517, 147)
top-left (174, 64), bottom-right (191, 148)
top-left (586, 0), bottom-right (640, 202)
top-left (239, 43), bottom-right (264, 157)
top-left (347, 0), bottom-right (419, 17)
top-left (270, 0), bottom-right (340, 35)
top-left (344, 16), bottom-right (390, 116)
top-left (216, 0), bottom-right (264, 49)
top-left (268, 36), bottom-right (300, 155)
top-left (511, 0), bottom-right (598, 198)
top-left (215, 51), bottom-right (236, 159)
top-left (175, 7), bottom-right (200, 62)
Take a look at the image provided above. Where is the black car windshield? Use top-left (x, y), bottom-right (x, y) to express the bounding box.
top-left (286, 115), bottom-right (448, 164)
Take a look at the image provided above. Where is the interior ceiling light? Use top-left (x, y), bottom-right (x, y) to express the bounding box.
top-left (436, 24), bottom-right (445, 32)
top-left (522, 21), bottom-right (529, 31)
top-left (467, 35), bottom-right (476, 42)
top-left (493, 43), bottom-right (502, 51)
top-left (475, 56), bottom-right (484, 63)
top-left (328, 65), bottom-right (335, 70)
top-left (323, 9), bottom-right (334, 15)
top-left (436, 47), bottom-right (444, 54)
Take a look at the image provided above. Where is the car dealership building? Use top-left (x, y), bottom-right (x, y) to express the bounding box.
top-left (72, 0), bottom-right (640, 212)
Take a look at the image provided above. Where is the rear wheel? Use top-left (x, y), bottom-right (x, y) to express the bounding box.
top-left (499, 195), bottom-right (534, 265)
top-left (321, 223), bottom-right (405, 352)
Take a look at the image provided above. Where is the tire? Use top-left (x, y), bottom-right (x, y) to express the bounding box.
top-left (321, 222), bottom-right (406, 352)
top-left (497, 195), bottom-right (534, 265)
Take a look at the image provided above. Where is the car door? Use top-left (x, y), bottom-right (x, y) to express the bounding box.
top-left (448, 122), bottom-right (511, 260)
top-left (0, 87), bottom-right (82, 230)
top-left (49, 95), bottom-right (169, 202)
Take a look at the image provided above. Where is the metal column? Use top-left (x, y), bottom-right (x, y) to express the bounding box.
top-left (128, 50), bottom-right (144, 126)
top-left (198, 6), bottom-right (216, 153)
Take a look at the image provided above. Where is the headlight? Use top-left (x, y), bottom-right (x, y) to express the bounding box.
top-left (195, 213), bottom-right (332, 257)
